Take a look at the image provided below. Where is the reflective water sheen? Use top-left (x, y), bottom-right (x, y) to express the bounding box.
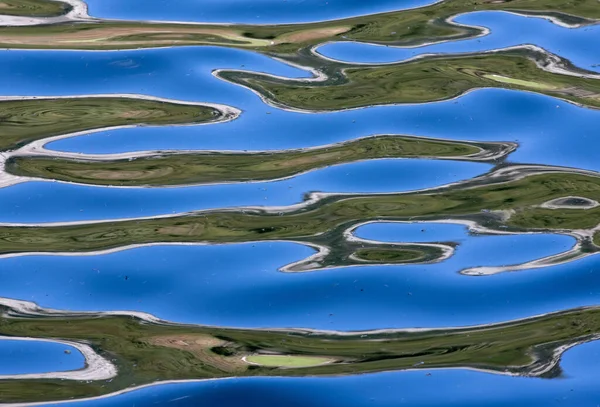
top-left (39, 341), bottom-right (600, 407)
top-left (1, 0), bottom-right (600, 405)
top-left (318, 11), bottom-right (600, 72)
top-left (0, 339), bottom-right (84, 375)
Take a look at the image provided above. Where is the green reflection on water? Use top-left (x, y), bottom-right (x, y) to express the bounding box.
top-left (0, 0), bottom-right (597, 51)
top-left (6, 136), bottom-right (507, 186)
top-left (0, 171), bottom-right (597, 255)
top-left (0, 306), bottom-right (598, 402)
top-left (0, 0), bottom-right (71, 17)
top-left (2, 0), bottom-right (600, 404)
top-left (352, 247), bottom-right (426, 263)
top-left (220, 50), bottom-right (600, 111)
top-left (0, 97), bottom-right (225, 151)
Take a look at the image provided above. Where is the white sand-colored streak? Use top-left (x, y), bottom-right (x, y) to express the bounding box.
top-left (0, 336), bottom-right (116, 381)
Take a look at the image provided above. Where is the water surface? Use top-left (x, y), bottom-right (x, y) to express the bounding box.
top-left (2, 240), bottom-right (594, 330)
top-left (318, 11), bottom-right (600, 72)
top-left (0, 339), bottom-right (84, 375)
top-left (83, 0), bottom-right (437, 24)
top-left (44, 340), bottom-right (600, 407)
top-left (2, 0), bottom-right (600, 405)
top-left (0, 159), bottom-right (489, 223)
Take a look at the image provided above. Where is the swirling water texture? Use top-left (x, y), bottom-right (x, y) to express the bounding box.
top-left (1, 0), bottom-right (600, 405)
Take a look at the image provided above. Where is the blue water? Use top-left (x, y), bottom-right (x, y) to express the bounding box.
top-left (46, 340), bottom-right (600, 407)
top-left (1, 239), bottom-right (593, 330)
top-left (356, 221), bottom-right (577, 270)
top-left (1, 159), bottom-right (490, 223)
top-left (0, 339), bottom-right (84, 375)
top-left (0, 47), bottom-right (308, 112)
top-left (3, 0), bottom-right (600, 405)
top-left (318, 12), bottom-right (600, 72)
top-left (83, 0), bottom-right (437, 24)
top-left (355, 222), bottom-right (477, 242)
top-left (45, 89), bottom-right (600, 174)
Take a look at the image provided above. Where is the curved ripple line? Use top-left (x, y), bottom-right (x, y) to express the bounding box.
top-left (4, 336), bottom-right (595, 407)
top-left (0, 93), bottom-right (240, 188)
top-left (2, 0), bottom-right (599, 405)
top-left (1, 293), bottom-right (598, 338)
top-left (2, 135), bottom-right (513, 189)
top-left (348, 219), bottom-right (594, 276)
top-left (0, 162), bottom-right (595, 225)
top-left (0, 0), bottom-right (595, 52)
top-left (313, 10), bottom-right (598, 66)
top-left (0, 163), bottom-right (599, 276)
top-left (216, 45), bottom-right (600, 114)
top-left (0, 93), bottom-right (240, 119)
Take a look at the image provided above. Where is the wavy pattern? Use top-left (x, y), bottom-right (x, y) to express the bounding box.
top-left (0, 0), bottom-right (597, 50)
top-left (317, 11), bottom-right (600, 72)
top-left (5, 136), bottom-right (510, 186)
top-left (219, 48), bottom-right (600, 111)
top-left (0, 95), bottom-right (235, 151)
top-left (0, 168), bottom-right (597, 256)
top-left (1, 0), bottom-right (600, 405)
top-left (0, 301), bottom-right (599, 402)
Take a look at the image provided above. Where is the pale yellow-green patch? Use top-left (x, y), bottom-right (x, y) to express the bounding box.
top-left (245, 355), bottom-right (333, 367)
top-left (484, 74), bottom-right (556, 90)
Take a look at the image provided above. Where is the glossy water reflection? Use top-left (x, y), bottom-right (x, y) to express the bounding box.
top-left (319, 11), bottom-right (600, 72)
top-left (84, 0), bottom-right (437, 24)
top-left (49, 340), bottom-right (600, 407)
top-left (3, 241), bottom-right (597, 330)
top-left (2, 0), bottom-right (600, 405)
top-left (40, 340), bottom-right (600, 407)
top-left (0, 160), bottom-right (490, 223)
top-left (0, 339), bottom-right (84, 375)
top-left (0, 47), bottom-right (308, 103)
top-left (45, 90), bottom-right (600, 174)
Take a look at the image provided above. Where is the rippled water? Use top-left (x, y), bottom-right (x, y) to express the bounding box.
top-left (1, 0), bottom-right (600, 405)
